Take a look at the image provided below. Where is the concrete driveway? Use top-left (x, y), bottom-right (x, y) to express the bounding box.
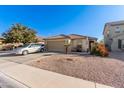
top-left (109, 51), bottom-right (124, 62)
top-left (0, 51), bottom-right (58, 64)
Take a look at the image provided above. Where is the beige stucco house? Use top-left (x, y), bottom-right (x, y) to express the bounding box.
top-left (44, 34), bottom-right (97, 53)
top-left (103, 20), bottom-right (124, 51)
top-left (0, 37), bottom-right (4, 44)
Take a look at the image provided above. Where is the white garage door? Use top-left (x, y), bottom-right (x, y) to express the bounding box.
top-left (47, 40), bottom-right (65, 52)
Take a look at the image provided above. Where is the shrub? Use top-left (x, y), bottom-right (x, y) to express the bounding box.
top-left (2, 44), bottom-right (14, 50)
top-left (90, 43), bottom-right (109, 57)
top-left (1, 43), bottom-right (23, 51)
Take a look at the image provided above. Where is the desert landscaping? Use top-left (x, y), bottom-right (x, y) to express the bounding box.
top-left (27, 52), bottom-right (124, 88)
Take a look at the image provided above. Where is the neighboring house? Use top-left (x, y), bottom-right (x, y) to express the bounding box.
top-left (103, 20), bottom-right (124, 51)
top-left (44, 34), bottom-right (97, 53)
top-left (0, 37), bottom-right (4, 44)
top-left (0, 37), bottom-right (4, 50)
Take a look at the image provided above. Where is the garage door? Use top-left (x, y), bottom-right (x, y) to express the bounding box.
top-left (47, 40), bottom-right (65, 52)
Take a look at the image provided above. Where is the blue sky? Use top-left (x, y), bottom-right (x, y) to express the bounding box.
top-left (0, 5), bottom-right (124, 40)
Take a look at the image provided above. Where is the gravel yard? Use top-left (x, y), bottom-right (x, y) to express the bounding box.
top-left (27, 53), bottom-right (124, 88)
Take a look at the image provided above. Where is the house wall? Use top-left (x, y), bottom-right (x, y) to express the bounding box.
top-left (71, 38), bottom-right (89, 52)
top-left (82, 38), bottom-right (89, 51)
top-left (45, 38), bottom-right (90, 53)
top-left (110, 25), bottom-right (124, 37)
top-left (104, 25), bottom-right (112, 50)
top-left (0, 39), bottom-right (3, 44)
top-left (104, 23), bottom-right (124, 51)
top-left (111, 34), bottom-right (124, 51)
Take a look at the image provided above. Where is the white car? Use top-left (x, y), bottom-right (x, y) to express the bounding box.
top-left (13, 43), bottom-right (45, 55)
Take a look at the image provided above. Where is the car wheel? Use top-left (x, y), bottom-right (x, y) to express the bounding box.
top-left (40, 48), bottom-right (44, 52)
top-left (22, 50), bottom-right (28, 55)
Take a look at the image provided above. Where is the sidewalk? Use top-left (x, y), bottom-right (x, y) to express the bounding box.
top-left (0, 61), bottom-right (112, 88)
top-left (0, 72), bottom-right (27, 88)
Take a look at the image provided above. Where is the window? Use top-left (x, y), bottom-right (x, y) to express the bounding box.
top-left (122, 45), bottom-right (124, 48)
top-left (29, 44), bottom-right (36, 48)
top-left (41, 44), bottom-right (44, 47)
top-left (115, 26), bottom-right (120, 33)
top-left (21, 44), bottom-right (30, 48)
top-left (29, 44), bottom-right (41, 48)
top-left (77, 40), bottom-right (82, 45)
top-left (64, 39), bottom-right (71, 45)
top-left (109, 38), bottom-right (113, 41)
top-left (106, 31), bottom-right (110, 37)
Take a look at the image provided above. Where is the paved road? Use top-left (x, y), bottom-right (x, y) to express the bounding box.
top-left (0, 51), bottom-right (57, 64)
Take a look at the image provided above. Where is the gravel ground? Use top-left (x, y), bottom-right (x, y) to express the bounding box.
top-left (27, 53), bottom-right (124, 88)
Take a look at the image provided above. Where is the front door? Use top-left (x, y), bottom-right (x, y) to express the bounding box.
top-left (118, 39), bottom-right (122, 49)
top-left (89, 41), bottom-right (94, 51)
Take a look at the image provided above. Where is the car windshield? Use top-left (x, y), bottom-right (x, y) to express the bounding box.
top-left (19, 44), bottom-right (30, 48)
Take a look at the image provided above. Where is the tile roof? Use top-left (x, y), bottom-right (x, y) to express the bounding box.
top-left (44, 34), bottom-right (97, 40)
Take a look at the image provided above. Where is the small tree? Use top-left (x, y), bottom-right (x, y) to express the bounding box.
top-left (2, 23), bottom-right (37, 44)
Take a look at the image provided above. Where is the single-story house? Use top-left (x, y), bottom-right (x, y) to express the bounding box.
top-left (0, 37), bottom-right (4, 44)
top-left (103, 20), bottom-right (124, 51)
top-left (44, 34), bottom-right (97, 53)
